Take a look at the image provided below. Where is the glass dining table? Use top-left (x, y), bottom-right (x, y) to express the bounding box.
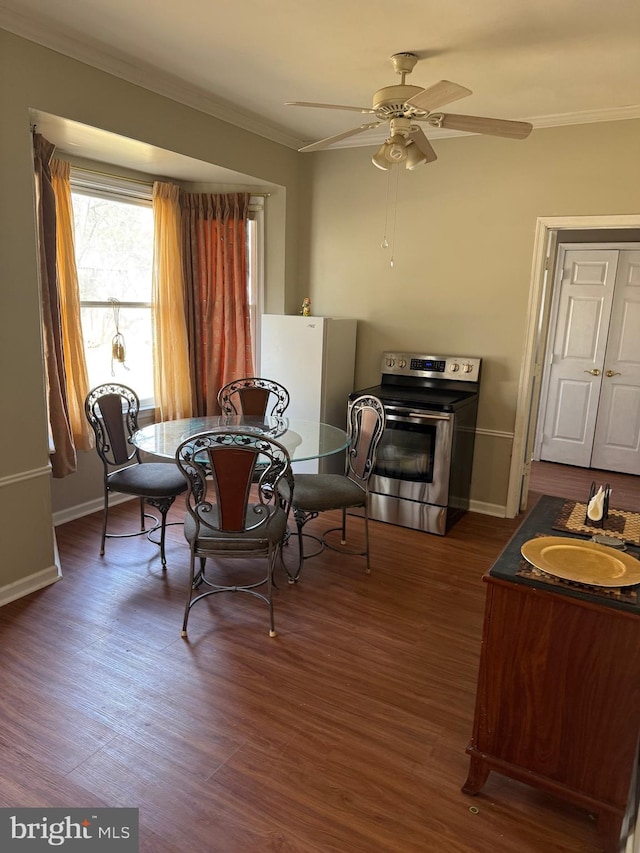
top-left (131, 415), bottom-right (349, 465)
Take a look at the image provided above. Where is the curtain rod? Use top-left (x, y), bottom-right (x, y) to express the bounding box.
top-left (69, 165), bottom-right (271, 195)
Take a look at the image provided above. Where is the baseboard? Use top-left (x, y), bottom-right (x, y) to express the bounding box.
top-left (52, 493), bottom-right (133, 527)
top-left (0, 563), bottom-right (61, 607)
top-left (469, 499), bottom-right (508, 518)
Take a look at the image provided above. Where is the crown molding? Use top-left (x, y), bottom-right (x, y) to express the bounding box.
top-left (330, 103), bottom-right (640, 149)
top-left (3, 9), bottom-right (639, 154)
top-left (0, 9), bottom-right (302, 150)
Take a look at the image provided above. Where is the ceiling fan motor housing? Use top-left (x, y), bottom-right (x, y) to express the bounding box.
top-left (373, 85), bottom-right (427, 117)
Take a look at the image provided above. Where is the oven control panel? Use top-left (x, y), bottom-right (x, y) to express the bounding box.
top-left (381, 352), bottom-right (482, 382)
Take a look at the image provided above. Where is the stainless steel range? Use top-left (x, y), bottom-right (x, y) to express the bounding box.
top-left (350, 352), bottom-right (482, 535)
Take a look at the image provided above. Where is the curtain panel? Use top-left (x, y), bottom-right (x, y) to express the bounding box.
top-left (33, 133), bottom-right (77, 477)
top-left (50, 159), bottom-right (93, 451)
top-left (152, 182), bottom-right (193, 421)
top-left (181, 192), bottom-right (253, 416)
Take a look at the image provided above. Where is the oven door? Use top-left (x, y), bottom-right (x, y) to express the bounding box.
top-left (370, 406), bottom-right (453, 507)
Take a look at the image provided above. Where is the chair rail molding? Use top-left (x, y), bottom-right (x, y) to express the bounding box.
top-left (0, 464), bottom-right (51, 489)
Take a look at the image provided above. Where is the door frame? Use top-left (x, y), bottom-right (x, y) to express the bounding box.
top-left (506, 214), bottom-right (640, 518)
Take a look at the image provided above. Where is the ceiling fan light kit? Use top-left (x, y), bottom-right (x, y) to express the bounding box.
top-left (372, 142), bottom-right (391, 170)
top-left (288, 52), bottom-right (533, 170)
top-left (405, 141), bottom-right (428, 170)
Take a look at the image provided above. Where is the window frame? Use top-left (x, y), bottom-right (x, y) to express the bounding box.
top-left (247, 196), bottom-right (265, 370)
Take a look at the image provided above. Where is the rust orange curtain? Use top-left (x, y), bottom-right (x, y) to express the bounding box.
top-left (181, 192), bottom-right (253, 416)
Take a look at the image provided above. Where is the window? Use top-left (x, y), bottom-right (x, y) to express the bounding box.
top-left (72, 173), bottom-right (155, 405)
top-left (71, 171), bottom-right (262, 408)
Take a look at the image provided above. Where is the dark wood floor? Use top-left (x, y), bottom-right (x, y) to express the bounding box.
top-left (0, 482), bottom-right (623, 852)
top-left (529, 460), bottom-right (640, 512)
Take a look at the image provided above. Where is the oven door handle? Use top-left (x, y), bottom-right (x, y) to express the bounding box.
top-left (385, 409), bottom-right (451, 422)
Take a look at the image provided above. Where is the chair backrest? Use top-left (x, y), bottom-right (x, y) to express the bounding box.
top-left (217, 377), bottom-right (290, 418)
top-left (345, 395), bottom-right (386, 487)
top-left (84, 383), bottom-right (141, 469)
top-left (175, 431), bottom-right (294, 539)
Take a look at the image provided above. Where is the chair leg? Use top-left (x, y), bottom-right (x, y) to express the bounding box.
top-left (321, 504), bottom-right (370, 573)
top-left (267, 549), bottom-right (277, 637)
top-left (193, 557), bottom-right (206, 587)
top-left (182, 553), bottom-right (277, 638)
top-left (100, 489), bottom-right (109, 556)
top-left (364, 503), bottom-right (371, 574)
top-left (157, 501), bottom-right (173, 570)
top-left (285, 508), bottom-right (321, 584)
top-left (181, 554), bottom-right (197, 637)
top-left (138, 496), bottom-right (146, 531)
top-left (146, 495), bottom-right (177, 569)
top-left (294, 517), bottom-right (305, 581)
top-left (284, 514), bottom-right (306, 584)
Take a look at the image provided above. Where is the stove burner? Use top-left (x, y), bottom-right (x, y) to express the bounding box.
top-left (355, 383), bottom-right (476, 412)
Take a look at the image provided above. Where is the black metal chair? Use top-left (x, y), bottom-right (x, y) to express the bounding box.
top-left (217, 377), bottom-right (290, 417)
top-left (279, 394), bottom-right (385, 582)
top-left (175, 430), bottom-right (294, 637)
top-left (84, 383), bottom-right (187, 569)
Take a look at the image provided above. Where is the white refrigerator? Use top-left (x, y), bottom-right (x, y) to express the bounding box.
top-left (260, 314), bottom-right (357, 473)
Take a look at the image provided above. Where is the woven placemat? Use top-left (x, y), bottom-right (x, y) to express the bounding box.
top-left (517, 532), bottom-right (639, 603)
top-left (553, 500), bottom-right (640, 546)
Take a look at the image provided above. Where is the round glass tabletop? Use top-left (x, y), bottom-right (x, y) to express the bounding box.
top-left (132, 415), bottom-right (349, 462)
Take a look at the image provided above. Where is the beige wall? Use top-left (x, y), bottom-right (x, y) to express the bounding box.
top-left (298, 119), bottom-right (640, 510)
top-left (0, 29), bottom-right (301, 598)
top-left (2, 25), bottom-right (639, 601)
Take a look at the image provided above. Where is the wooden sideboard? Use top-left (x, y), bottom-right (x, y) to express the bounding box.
top-left (463, 495), bottom-right (640, 853)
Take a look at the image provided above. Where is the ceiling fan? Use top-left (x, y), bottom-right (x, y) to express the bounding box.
top-left (286, 53), bottom-right (533, 170)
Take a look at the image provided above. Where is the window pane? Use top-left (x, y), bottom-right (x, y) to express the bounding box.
top-left (72, 193), bottom-right (153, 303)
top-left (81, 305), bottom-right (154, 402)
top-left (72, 188), bottom-right (154, 404)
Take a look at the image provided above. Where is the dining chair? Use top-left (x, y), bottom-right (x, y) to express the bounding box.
top-left (217, 377), bottom-right (290, 418)
top-left (84, 383), bottom-right (187, 569)
top-left (175, 430), bottom-right (295, 637)
top-left (279, 394), bottom-right (385, 582)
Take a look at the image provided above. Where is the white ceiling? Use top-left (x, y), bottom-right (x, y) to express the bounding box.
top-left (3, 0), bottom-right (640, 175)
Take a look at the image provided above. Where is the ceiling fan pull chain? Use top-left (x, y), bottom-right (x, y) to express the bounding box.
top-left (389, 165), bottom-right (399, 269)
top-left (381, 167), bottom-right (392, 249)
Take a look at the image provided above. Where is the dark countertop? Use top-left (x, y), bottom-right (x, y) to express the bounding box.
top-left (488, 494), bottom-right (640, 615)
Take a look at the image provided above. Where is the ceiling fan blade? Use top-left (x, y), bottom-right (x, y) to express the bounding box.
top-left (286, 101), bottom-right (376, 114)
top-left (406, 80), bottom-right (472, 113)
top-left (408, 128), bottom-right (437, 162)
top-left (436, 113), bottom-right (533, 139)
top-left (299, 122), bottom-right (382, 153)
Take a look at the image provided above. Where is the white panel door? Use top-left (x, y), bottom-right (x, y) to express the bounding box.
top-left (539, 250), bottom-right (618, 466)
top-left (591, 250), bottom-right (640, 473)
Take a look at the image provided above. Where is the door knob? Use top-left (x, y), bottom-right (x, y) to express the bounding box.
top-left (584, 369), bottom-right (601, 376)
top-left (605, 370), bottom-right (621, 378)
